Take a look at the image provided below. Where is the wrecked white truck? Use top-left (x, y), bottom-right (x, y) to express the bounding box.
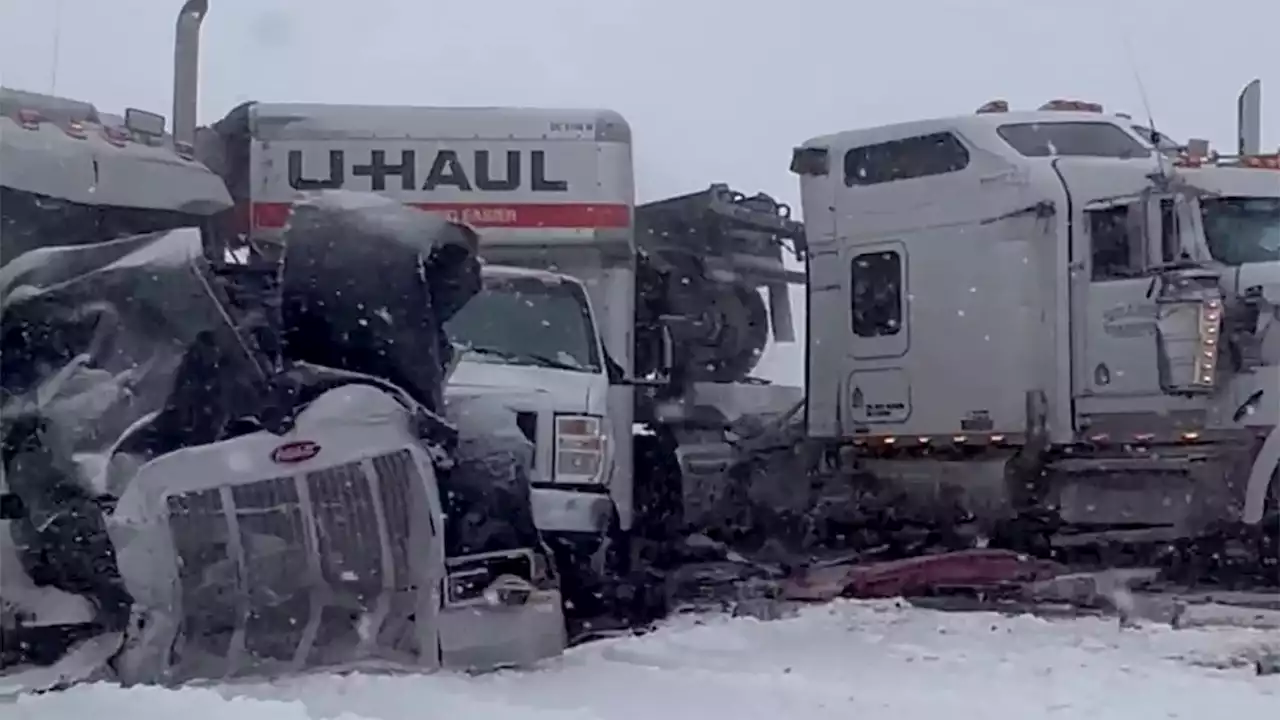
top-left (0, 135), bottom-right (566, 690)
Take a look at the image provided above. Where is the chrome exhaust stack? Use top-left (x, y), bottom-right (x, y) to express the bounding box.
top-left (1238, 79), bottom-right (1262, 156)
top-left (172, 0), bottom-right (208, 148)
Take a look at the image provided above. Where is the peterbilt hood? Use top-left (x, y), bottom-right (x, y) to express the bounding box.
top-left (446, 360), bottom-right (597, 409)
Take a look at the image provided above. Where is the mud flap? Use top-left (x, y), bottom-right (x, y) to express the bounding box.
top-left (0, 631), bottom-right (122, 699)
top-left (1242, 425), bottom-right (1280, 525)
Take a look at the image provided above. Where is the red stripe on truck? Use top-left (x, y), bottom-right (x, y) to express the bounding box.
top-left (251, 201), bottom-right (630, 230)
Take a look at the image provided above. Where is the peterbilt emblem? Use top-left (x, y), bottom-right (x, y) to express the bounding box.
top-left (271, 440), bottom-right (321, 464)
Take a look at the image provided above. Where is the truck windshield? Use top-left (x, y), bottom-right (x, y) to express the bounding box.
top-left (445, 274), bottom-right (602, 373)
top-left (1202, 197), bottom-right (1280, 265)
top-left (997, 121), bottom-right (1151, 159)
top-left (1, 187), bottom-right (205, 263)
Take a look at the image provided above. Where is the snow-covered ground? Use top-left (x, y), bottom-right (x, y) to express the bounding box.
top-left (10, 600), bottom-right (1280, 720)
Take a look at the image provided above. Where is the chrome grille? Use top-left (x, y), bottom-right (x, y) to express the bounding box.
top-left (165, 449), bottom-right (425, 680)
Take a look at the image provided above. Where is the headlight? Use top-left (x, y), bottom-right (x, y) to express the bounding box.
top-left (1196, 298), bottom-right (1221, 386)
top-left (553, 414), bottom-right (607, 483)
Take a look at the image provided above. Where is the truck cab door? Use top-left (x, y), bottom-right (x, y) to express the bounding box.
top-left (1066, 175), bottom-right (1223, 438)
top-left (1070, 195), bottom-right (1166, 408)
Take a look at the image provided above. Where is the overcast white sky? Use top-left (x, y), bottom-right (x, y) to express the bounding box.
top-left (2, 0), bottom-right (1276, 382)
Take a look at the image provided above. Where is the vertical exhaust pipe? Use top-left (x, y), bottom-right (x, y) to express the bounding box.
top-left (1237, 79), bottom-right (1262, 156)
top-left (173, 0), bottom-right (209, 147)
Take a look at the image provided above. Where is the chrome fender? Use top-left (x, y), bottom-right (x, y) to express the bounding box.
top-left (1242, 424), bottom-right (1280, 525)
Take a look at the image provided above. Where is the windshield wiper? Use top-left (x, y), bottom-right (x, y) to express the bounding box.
top-left (465, 345), bottom-right (584, 372)
top-left (464, 345), bottom-right (519, 362)
top-left (520, 351), bottom-right (585, 372)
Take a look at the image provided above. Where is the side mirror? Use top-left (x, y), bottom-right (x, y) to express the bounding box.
top-left (604, 347), bottom-right (669, 387)
top-left (124, 108), bottom-right (167, 138)
top-left (0, 493), bottom-right (26, 520)
top-left (790, 146), bottom-right (830, 177)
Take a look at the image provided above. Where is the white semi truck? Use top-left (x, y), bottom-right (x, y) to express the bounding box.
top-left (787, 84), bottom-right (1279, 562)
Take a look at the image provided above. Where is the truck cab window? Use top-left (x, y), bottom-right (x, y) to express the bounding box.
top-left (1, 188), bottom-right (205, 260)
top-left (843, 132), bottom-right (969, 187)
top-left (850, 250), bottom-right (903, 337)
top-left (1088, 206), bottom-right (1142, 280)
top-left (1160, 199), bottom-right (1180, 262)
top-left (445, 275), bottom-right (603, 373)
top-left (1202, 197), bottom-right (1280, 265)
top-left (997, 122), bottom-right (1151, 159)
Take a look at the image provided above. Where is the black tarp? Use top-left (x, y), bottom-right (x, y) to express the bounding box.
top-left (278, 193), bottom-right (539, 557)
top-left (279, 192), bottom-right (481, 416)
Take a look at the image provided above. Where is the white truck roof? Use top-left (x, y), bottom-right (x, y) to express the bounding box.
top-left (798, 109), bottom-right (1141, 150)
top-left (0, 87), bottom-right (230, 213)
top-left (1179, 165), bottom-right (1280, 197)
top-left (240, 103), bottom-right (631, 144)
top-left (798, 104), bottom-right (1280, 199)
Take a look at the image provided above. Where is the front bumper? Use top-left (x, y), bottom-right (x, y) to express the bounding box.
top-left (531, 486), bottom-right (614, 535)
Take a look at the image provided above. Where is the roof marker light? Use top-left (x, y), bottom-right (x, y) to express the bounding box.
top-left (1039, 99), bottom-right (1104, 113)
top-left (16, 108), bottom-right (42, 130)
top-left (102, 125), bottom-right (130, 147)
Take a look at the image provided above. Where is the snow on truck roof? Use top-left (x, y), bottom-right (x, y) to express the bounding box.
top-left (236, 102), bottom-right (631, 143)
top-left (0, 87), bottom-right (231, 213)
top-left (1179, 164), bottom-right (1280, 197)
top-left (798, 109), bottom-right (1142, 150)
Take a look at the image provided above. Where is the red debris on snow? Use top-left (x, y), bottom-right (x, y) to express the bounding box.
top-left (783, 549), bottom-right (1067, 602)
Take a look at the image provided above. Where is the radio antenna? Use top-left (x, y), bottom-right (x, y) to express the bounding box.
top-left (49, 0), bottom-right (65, 93)
top-left (1122, 35), bottom-right (1171, 184)
top-left (1121, 35), bottom-right (1172, 193)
